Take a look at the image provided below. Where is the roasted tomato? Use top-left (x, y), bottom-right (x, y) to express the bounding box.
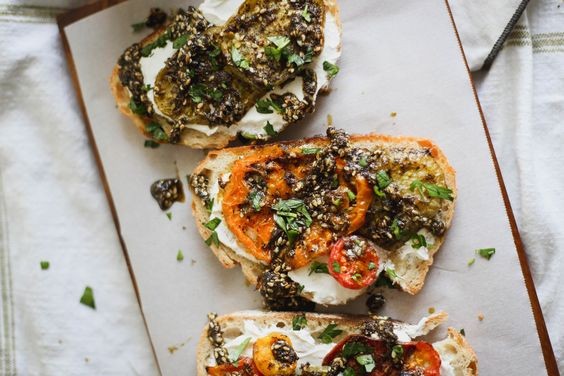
top-left (253, 333), bottom-right (298, 376)
top-left (206, 357), bottom-right (263, 376)
top-left (323, 335), bottom-right (441, 376)
top-left (403, 342), bottom-right (441, 376)
top-left (328, 236), bottom-right (380, 289)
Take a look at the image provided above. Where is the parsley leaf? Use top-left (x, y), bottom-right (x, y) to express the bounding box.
top-left (288, 53), bottom-right (305, 67)
top-left (391, 345), bottom-right (404, 360)
top-left (376, 171), bottom-right (391, 189)
top-left (385, 267), bottom-right (398, 281)
top-left (131, 21), bottom-right (146, 32)
top-left (229, 337), bottom-right (251, 363)
top-left (146, 122), bottom-right (168, 142)
top-left (205, 217), bottom-right (221, 231)
top-left (249, 190), bottom-right (265, 211)
top-left (263, 121), bottom-right (276, 136)
top-left (166, 212), bottom-right (172, 220)
top-left (129, 98), bottom-right (147, 115)
top-left (40, 261), bottom-right (50, 270)
top-left (292, 314), bottom-right (308, 330)
top-left (368, 261), bottom-right (376, 270)
top-left (176, 250), bottom-right (184, 262)
top-left (301, 5), bottom-right (311, 22)
top-left (410, 180), bottom-right (453, 201)
top-left (265, 36), bottom-right (291, 62)
top-left (268, 36), bottom-right (291, 49)
top-left (205, 198), bottom-right (214, 214)
top-left (255, 98), bottom-right (283, 114)
top-left (318, 323), bottom-right (343, 343)
top-left (467, 258), bottom-right (476, 266)
top-left (144, 140), bottom-right (160, 148)
top-left (343, 368), bottom-right (356, 376)
top-left (301, 147), bottom-right (322, 155)
top-left (358, 156), bottom-right (368, 167)
top-left (460, 328), bottom-right (466, 336)
top-left (342, 341), bottom-right (373, 358)
top-left (205, 231), bottom-right (219, 246)
top-left (476, 248), bottom-right (496, 260)
top-left (323, 61), bottom-right (340, 78)
top-left (332, 261), bottom-right (341, 273)
top-left (309, 261), bottom-right (329, 275)
top-left (411, 234), bottom-right (427, 249)
top-left (188, 83), bottom-right (206, 103)
top-left (346, 189), bottom-right (356, 201)
top-left (356, 354), bottom-right (376, 372)
top-left (172, 34), bottom-right (188, 49)
top-left (231, 46), bottom-right (250, 69)
top-left (80, 286), bottom-right (96, 309)
top-left (391, 218), bottom-right (402, 239)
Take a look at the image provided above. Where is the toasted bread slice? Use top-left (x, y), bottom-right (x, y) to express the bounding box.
top-left (110, 0), bottom-right (342, 149)
top-left (190, 129), bottom-right (456, 306)
top-left (197, 310), bottom-right (477, 375)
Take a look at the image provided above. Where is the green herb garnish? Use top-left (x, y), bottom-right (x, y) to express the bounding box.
top-left (343, 368), bottom-right (356, 376)
top-left (129, 98), bottom-right (147, 115)
top-left (188, 83), bottom-right (206, 103)
top-left (231, 46), bottom-right (250, 69)
top-left (205, 231), bottom-right (219, 246)
top-left (176, 250), bottom-right (184, 262)
top-left (255, 98), bottom-right (283, 114)
top-left (356, 354), bottom-right (376, 372)
top-left (205, 198), bottom-right (214, 213)
top-left (309, 261), bottom-right (329, 275)
top-left (240, 132), bottom-right (257, 140)
top-left (342, 341), bottom-right (373, 358)
top-left (288, 53), bottom-right (305, 67)
top-left (80, 286), bottom-right (95, 309)
top-left (323, 61), bottom-right (340, 78)
top-left (172, 34), bottom-right (188, 49)
top-left (249, 190), bottom-right (265, 211)
top-left (301, 5), bottom-right (311, 22)
top-left (141, 31), bottom-right (172, 57)
top-left (166, 212), bottom-right (172, 221)
top-left (265, 36), bottom-right (291, 62)
top-left (391, 345), bottom-right (404, 360)
top-left (144, 140), bottom-right (160, 148)
top-left (368, 261), bottom-right (376, 270)
top-left (411, 234), bottom-right (427, 249)
top-left (410, 179), bottom-right (453, 201)
top-left (376, 171), bottom-right (391, 189)
top-left (391, 218), bottom-right (402, 239)
top-left (467, 258), bottom-right (476, 266)
top-left (205, 217), bottom-right (221, 231)
top-left (346, 189), bottom-right (356, 201)
top-left (385, 267), bottom-right (398, 281)
top-left (292, 314), bottom-right (308, 330)
top-left (263, 121), bottom-right (276, 136)
top-left (460, 328), bottom-right (466, 336)
top-left (358, 156), bottom-right (368, 167)
top-left (272, 198), bottom-right (313, 246)
top-left (146, 122), bottom-right (168, 142)
top-left (332, 261), bottom-right (341, 273)
top-left (131, 21), bottom-right (146, 32)
top-left (40, 261), bottom-right (50, 270)
top-left (318, 324), bottom-right (343, 343)
top-left (229, 337), bottom-right (251, 363)
top-left (476, 248), bottom-right (495, 260)
top-left (301, 147), bottom-right (322, 155)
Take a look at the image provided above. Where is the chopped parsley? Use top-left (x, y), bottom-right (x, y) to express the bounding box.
top-left (410, 180), bottom-right (454, 201)
top-left (209, 88), bottom-right (223, 102)
top-left (467, 258), bottom-right (476, 266)
top-left (351, 273), bottom-right (362, 282)
top-left (205, 231), bottom-right (219, 246)
top-left (144, 140), bottom-right (160, 148)
top-left (80, 286), bottom-right (95, 309)
top-left (141, 30), bottom-right (171, 57)
top-left (343, 368), bottom-right (356, 376)
top-left (129, 98), bottom-right (147, 115)
top-left (391, 218), bottom-right (402, 239)
top-left (176, 250), bottom-right (184, 262)
top-left (146, 122), bottom-right (168, 142)
top-left (385, 267), bottom-right (398, 281)
top-left (301, 5), bottom-right (311, 22)
top-left (172, 34), bottom-right (188, 49)
top-left (301, 147), bottom-right (322, 155)
top-left (358, 156), bottom-right (368, 167)
top-left (288, 53), bottom-right (305, 67)
top-left (249, 190), bottom-right (265, 211)
top-left (272, 198), bottom-right (313, 246)
top-left (308, 261), bottom-right (329, 275)
top-left (166, 212), bottom-right (172, 221)
top-left (356, 354), bottom-right (376, 372)
top-left (188, 83), bottom-right (206, 103)
top-left (332, 261), bottom-right (341, 273)
top-left (342, 341), bottom-right (372, 358)
top-left (368, 261), bottom-right (376, 270)
top-left (346, 189), bottom-right (356, 201)
top-left (255, 98), bottom-right (283, 114)
top-left (205, 198), bottom-right (214, 213)
top-left (205, 217), bottom-right (221, 231)
top-left (376, 171), bottom-right (391, 189)
top-left (131, 21), bottom-right (146, 32)
top-left (323, 61), bottom-right (340, 78)
top-left (391, 345), bottom-right (404, 360)
top-left (318, 323), bottom-right (343, 344)
top-left (40, 261), bottom-right (50, 270)
top-left (460, 328), bottom-right (466, 336)
top-left (240, 132), bottom-right (257, 140)
top-left (265, 36), bottom-right (291, 62)
top-left (476, 248), bottom-right (496, 260)
top-left (231, 46), bottom-right (250, 69)
top-left (229, 337), bottom-right (251, 363)
top-left (411, 234), bottom-right (427, 249)
top-left (292, 314), bottom-right (308, 330)
top-left (263, 121), bottom-right (276, 136)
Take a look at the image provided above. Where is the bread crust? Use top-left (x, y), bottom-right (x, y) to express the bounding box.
top-left (196, 310), bottom-right (476, 375)
top-left (191, 133), bottom-right (456, 296)
top-left (109, 1), bottom-right (342, 149)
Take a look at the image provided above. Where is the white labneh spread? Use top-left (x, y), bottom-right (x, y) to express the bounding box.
top-left (138, 0), bottom-right (341, 138)
top-left (288, 256), bottom-right (366, 305)
top-left (214, 320), bottom-right (334, 368)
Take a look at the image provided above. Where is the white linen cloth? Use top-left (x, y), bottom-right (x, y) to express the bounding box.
top-left (0, 0), bottom-right (562, 375)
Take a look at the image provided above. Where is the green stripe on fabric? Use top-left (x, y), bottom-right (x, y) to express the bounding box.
top-left (505, 26), bottom-right (564, 53)
top-left (0, 169), bottom-right (16, 375)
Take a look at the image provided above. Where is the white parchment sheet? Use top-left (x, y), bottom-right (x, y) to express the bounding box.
top-left (65, 0), bottom-right (548, 374)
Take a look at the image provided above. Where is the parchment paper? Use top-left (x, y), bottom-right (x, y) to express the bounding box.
top-left (64, 0), bottom-right (548, 374)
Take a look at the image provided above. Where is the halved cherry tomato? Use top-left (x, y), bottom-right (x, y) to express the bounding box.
top-left (328, 236), bottom-right (380, 289)
top-left (253, 333), bottom-right (297, 376)
top-left (206, 357), bottom-right (263, 376)
top-left (404, 341), bottom-right (441, 376)
top-left (322, 335), bottom-right (441, 376)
